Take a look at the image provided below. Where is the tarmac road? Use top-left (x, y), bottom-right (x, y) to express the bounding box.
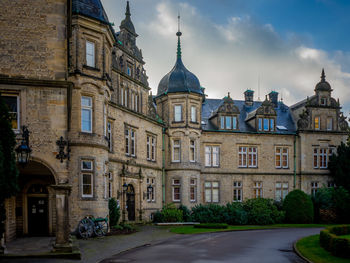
top-left (100, 228), bottom-right (322, 263)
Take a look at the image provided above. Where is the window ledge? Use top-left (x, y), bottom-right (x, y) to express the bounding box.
top-left (83, 65), bottom-right (100, 71)
top-left (172, 121), bottom-right (184, 124)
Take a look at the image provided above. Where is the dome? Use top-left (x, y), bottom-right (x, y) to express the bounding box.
top-left (120, 1), bottom-right (136, 35)
top-left (315, 69), bottom-right (332, 91)
top-left (157, 31), bottom-right (202, 96)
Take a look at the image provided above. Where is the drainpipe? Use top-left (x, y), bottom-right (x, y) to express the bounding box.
top-left (293, 135), bottom-right (297, 189)
top-left (162, 127), bottom-right (166, 207)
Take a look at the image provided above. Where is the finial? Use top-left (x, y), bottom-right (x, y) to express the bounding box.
top-left (176, 13), bottom-right (182, 59)
top-left (125, 1), bottom-right (131, 17)
top-left (321, 68), bottom-right (326, 82)
top-left (228, 92), bottom-right (230, 98)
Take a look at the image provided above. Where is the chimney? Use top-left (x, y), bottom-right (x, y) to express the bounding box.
top-left (244, 90), bottom-right (254, 106)
top-left (269, 91), bottom-right (278, 108)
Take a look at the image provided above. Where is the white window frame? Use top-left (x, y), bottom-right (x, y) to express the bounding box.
top-left (174, 105), bottom-right (182, 122)
top-left (81, 160), bottom-right (93, 198)
top-left (107, 121), bottom-right (112, 152)
top-left (233, 181), bottom-right (242, 202)
top-left (103, 103), bottom-right (107, 136)
top-left (258, 118), bottom-right (262, 131)
top-left (190, 179), bottom-right (197, 202)
top-left (275, 182), bottom-right (288, 201)
top-left (81, 96), bottom-right (92, 133)
top-left (232, 116), bottom-right (237, 130)
top-left (86, 41), bottom-right (95, 67)
top-left (204, 181), bottom-right (219, 203)
top-left (239, 146), bottom-right (257, 168)
top-left (147, 178), bottom-right (155, 202)
top-left (220, 116), bottom-right (225, 129)
top-left (172, 139), bottom-right (181, 162)
top-left (275, 147), bottom-right (289, 169)
top-left (327, 117), bottom-right (333, 131)
top-left (254, 181), bottom-right (263, 198)
top-left (172, 179), bottom-right (181, 202)
top-left (146, 135), bottom-right (156, 161)
top-left (81, 160), bottom-right (93, 171)
top-left (189, 139), bottom-right (196, 163)
top-left (125, 127), bottom-right (136, 157)
top-left (191, 106), bottom-right (197, 122)
top-left (205, 146), bottom-right (220, 167)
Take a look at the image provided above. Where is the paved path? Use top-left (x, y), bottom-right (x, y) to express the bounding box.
top-left (1, 225), bottom-right (175, 263)
top-left (100, 228), bottom-right (322, 263)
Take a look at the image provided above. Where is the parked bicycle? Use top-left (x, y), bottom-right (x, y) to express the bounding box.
top-left (77, 215), bottom-right (108, 238)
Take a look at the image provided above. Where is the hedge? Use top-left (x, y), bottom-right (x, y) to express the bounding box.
top-left (319, 225), bottom-right (350, 258)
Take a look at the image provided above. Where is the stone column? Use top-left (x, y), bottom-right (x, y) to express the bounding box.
top-left (51, 184), bottom-right (72, 253)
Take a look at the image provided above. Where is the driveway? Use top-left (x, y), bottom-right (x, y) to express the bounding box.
top-left (100, 228), bottom-right (322, 263)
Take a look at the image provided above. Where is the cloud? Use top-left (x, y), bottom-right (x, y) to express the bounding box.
top-left (102, 0), bottom-right (350, 115)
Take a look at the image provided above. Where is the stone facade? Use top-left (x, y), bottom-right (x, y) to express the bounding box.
top-left (0, 0), bottom-right (348, 249)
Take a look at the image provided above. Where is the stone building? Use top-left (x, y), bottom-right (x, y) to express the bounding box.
top-left (0, 0), bottom-right (348, 250)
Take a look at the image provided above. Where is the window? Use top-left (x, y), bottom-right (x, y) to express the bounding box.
top-left (327, 181), bottom-right (335, 188)
top-left (232, 116), bottom-right (237, 129)
top-left (225, 116), bottom-right (231, 129)
top-left (220, 116), bottom-right (225, 129)
top-left (263, 118), bottom-right (269, 131)
top-left (239, 146), bottom-right (257, 168)
top-left (191, 106), bottom-right (197, 122)
top-left (275, 147), bottom-right (288, 168)
top-left (233, 181), bottom-right (242, 202)
top-left (1, 94), bottom-right (19, 130)
top-left (172, 139), bottom-right (181, 162)
top-left (135, 94), bottom-right (138, 112)
top-left (314, 117), bottom-right (320, 130)
top-left (86, 41), bottom-right (95, 67)
top-left (81, 160), bottom-right (93, 198)
top-left (190, 140), bottom-right (196, 162)
top-left (103, 104), bottom-right (107, 136)
top-left (120, 87), bottom-right (124, 105)
top-left (127, 66), bottom-right (132, 76)
top-left (313, 147), bottom-right (334, 169)
top-left (270, 119), bottom-right (274, 131)
top-left (107, 122), bottom-right (112, 152)
top-left (205, 181), bottom-right (219, 203)
top-left (104, 172), bottom-right (113, 199)
top-left (147, 178), bottom-right (155, 202)
top-left (131, 92), bottom-right (134, 110)
top-left (258, 118), bottom-right (262, 131)
top-left (327, 118), bottom-right (333, 131)
top-left (172, 179), bottom-right (181, 202)
top-left (124, 88), bottom-right (128, 107)
top-left (311, 182), bottom-right (319, 196)
top-left (174, 105), bottom-right (182, 122)
top-left (125, 127), bottom-right (136, 157)
top-left (190, 179), bottom-right (197, 202)
top-left (205, 146), bottom-right (220, 167)
top-left (81, 96), bottom-right (92, 132)
top-left (321, 97), bottom-right (327, 106)
top-left (147, 135), bottom-right (156, 161)
top-left (275, 182), bottom-right (288, 201)
top-left (254, 181), bottom-right (263, 198)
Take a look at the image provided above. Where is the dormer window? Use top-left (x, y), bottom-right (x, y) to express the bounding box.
top-left (220, 115), bottom-right (238, 130)
top-left (258, 118), bottom-right (262, 131)
top-left (321, 97), bottom-right (327, 106)
top-left (258, 117), bottom-right (275, 132)
top-left (315, 116), bottom-right (320, 130)
top-left (263, 118), bottom-right (269, 131)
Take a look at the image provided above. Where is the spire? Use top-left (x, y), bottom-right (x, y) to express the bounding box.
top-left (321, 68), bottom-right (326, 82)
top-left (176, 14), bottom-right (182, 59)
top-left (125, 1), bottom-right (131, 17)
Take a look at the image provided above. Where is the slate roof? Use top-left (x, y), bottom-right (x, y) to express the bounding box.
top-left (72, 0), bottom-right (110, 24)
top-left (201, 99), bottom-right (296, 134)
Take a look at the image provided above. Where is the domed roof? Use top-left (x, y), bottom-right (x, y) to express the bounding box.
top-left (120, 1), bottom-right (136, 35)
top-left (157, 31), bottom-right (202, 96)
top-left (72, 0), bottom-right (109, 24)
top-left (315, 69), bottom-right (332, 91)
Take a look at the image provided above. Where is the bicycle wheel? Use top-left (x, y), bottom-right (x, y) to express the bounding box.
top-left (78, 217), bottom-right (94, 238)
top-left (94, 220), bottom-right (108, 237)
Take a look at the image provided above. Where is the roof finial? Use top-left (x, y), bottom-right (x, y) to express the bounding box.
top-left (321, 68), bottom-right (326, 82)
top-left (125, 1), bottom-right (131, 17)
top-left (176, 13), bottom-right (182, 59)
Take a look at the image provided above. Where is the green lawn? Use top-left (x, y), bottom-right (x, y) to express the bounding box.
top-left (339, 234), bottom-right (350, 240)
top-left (170, 224), bottom-right (329, 234)
top-left (296, 234), bottom-right (350, 263)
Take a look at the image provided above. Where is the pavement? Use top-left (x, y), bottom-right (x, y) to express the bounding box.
top-left (0, 225), bottom-right (175, 263)
top-left (100, 228), bottom-right (323, 263)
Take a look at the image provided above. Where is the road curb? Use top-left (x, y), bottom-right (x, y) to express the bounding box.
top-left (96, 243), bottom-right (152, 263)
top-left (293, 238), bottom-right (314, 263)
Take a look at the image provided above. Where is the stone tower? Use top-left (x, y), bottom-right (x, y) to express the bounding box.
top-left (155, 18), bottom-right (203, 207)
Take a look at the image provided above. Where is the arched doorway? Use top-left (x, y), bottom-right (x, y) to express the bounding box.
top-left (126, 184), bottom-right (135, 221)
top-left (27, 184), bottom-right (49, 236)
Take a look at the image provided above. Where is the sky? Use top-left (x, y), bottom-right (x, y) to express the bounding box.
top-left (101, 0), bottom-right (350, 116)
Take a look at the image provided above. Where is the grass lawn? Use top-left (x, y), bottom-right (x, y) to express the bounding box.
top-left (339, 234), bottom-right (350, 240)
top-left (170, 224), bottom-right (329, 234)
top-left (296, 234), bottom-right (350, 263)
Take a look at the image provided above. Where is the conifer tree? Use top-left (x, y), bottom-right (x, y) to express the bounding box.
top-left (329, 141), bottom-right (350, 192)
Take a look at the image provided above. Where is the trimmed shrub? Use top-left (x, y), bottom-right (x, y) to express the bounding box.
top-left (179, 204), bottom-right (192, 222)
top-left (191, 204), bottom-right (225, 223)
top-left (161, 203), bottom-right (183, 222)
top-left (320, 229), bottom-right (334, 251)
top-left (283, 190), bottom-right (314, 223)
top-left (244, 198), bottom-right (285, 225)
top-left (108, 198), bottom-right (120, 227)
top-left (223, 202), bottom-right (248, 225)
top-left (329, 225), bottom-right (350, 236)
top-left (319, 225), bottom-right (350, 258)
top-left (153, 210), bottom-right (163, 223)
top-left (194, 223), bottom-right (228, 229)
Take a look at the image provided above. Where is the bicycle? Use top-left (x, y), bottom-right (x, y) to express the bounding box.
top-left (77, 215), bottom-right (108, 238)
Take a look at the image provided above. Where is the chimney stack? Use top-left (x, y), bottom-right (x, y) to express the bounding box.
top-left (269, 91), bottom-right (278, 108)
top-left (244, 90), bottom-right (254, 106)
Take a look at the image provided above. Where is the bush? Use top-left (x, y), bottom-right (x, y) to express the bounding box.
top-left (153, 210), bottom-right (163, 223)
top-left (283, 190), bottom-right (314, 223)
top-left (320, 226), bottom-right (350, 258)
top-left (108, 198), bottom-right (120, 227)
top-left (179, 205), bottom-right (192, 222)
top-left (223, 202), bottom-right (248, 225)
top-left (191, 204), bottom-right (225, 223)
top-left (157, 203), bottom-right (183, 223)
top-left (194, 223), bottom-right (228, 229)
top-left (244, 198), bottom-right (285, 225)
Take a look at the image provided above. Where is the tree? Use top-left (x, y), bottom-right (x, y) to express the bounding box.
top-left (0, 96), bottom-right (19, 252)
top-left (283, 190), bottom-right (314, 223)
top-left (328, 142), bottom-right (350, 193)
